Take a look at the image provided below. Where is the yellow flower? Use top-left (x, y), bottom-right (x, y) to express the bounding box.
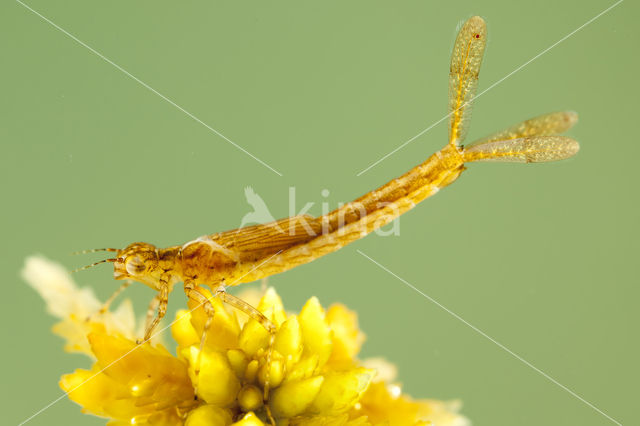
top-left (176, 287), bottom-right (375, 424)
top-left (60, 333), bottom-right (196, 425)
top-left (24, 256), bottom-right (469, 426)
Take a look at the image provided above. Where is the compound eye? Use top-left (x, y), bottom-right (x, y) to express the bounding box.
top-left (125, 256), bottom-right (146, 275)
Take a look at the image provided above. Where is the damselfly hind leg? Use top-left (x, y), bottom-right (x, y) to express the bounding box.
top-left (219, 292), bottom-right (277, 425)
top-left (219, 293), bottom-right (277, 396)
top-left (185, 283), bottom-right (278, 424)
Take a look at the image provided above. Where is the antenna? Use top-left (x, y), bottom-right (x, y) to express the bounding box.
top-left (71, 248), bottom-right (119, 255)
top-left (72, 258), bottom-right (116, 273)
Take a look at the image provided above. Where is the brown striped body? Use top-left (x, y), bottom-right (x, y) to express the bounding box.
top-left (114, 144), bottom-right (466, 291)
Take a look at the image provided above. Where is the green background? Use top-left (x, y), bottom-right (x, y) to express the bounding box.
top-left (1, 1), bottom-right (637, 425)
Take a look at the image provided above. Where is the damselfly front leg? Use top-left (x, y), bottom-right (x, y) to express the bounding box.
top-left (98, 280), bottom-right (131, 315)
top-left (145, 283), bottom-right (169, 341)
top-left (218, 291), bottom-right (278, 425)
top-left (83, 280), bottom-right (132, 323)
top-left (183, 280), bottom-right (218, 375)
top-left (138, 282), bottom-right (169, 343)
top-left (144, 293), bottom-right (160, 332)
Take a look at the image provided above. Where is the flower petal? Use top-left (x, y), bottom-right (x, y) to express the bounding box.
top-left (237, 385), bottom-right (264, 412)
top-left (256, 288), bottom-right (286, 326)
top-left (273, 316), bottom-right (302, 367)
top-left (61, 366), bottom-right (188, 425)
top-left (287, 414), bottom-right (371, 426)
top-left (238, 319), bottom-right (270, 358)
top-left (23, 255), bottom-right (100, 318)
top-left (308, 368), bottom-right (375, 415)
top-left (298, 297), bottom-right (332, 367)
top-left (87, 333), bottom-right (194, 407)
top-left (326, 304), bottom-right (365, 368)
top-left (23, 256), bottom-right (137, 355)
top-left (283, 353), bottom-right (320, 383)
top-left (227, 349), bottom-right (250, 379)
top-left (172, 309), bottom-right (200, 349)
top-left (185, 405), bottom-right (233, 426)
top-left (188, 290), bottom-right (241, 352)
top-left (362, 357), bottom-right (398, 383)
top-left (271, 375), bottom-right (325, 418)
top-left (231, 412), bottom-right (266, 426)
top-left (183, 346), bottom-right (241, 406)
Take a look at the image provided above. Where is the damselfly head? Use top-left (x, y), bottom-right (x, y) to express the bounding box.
top-left (112, 242), bottom-right (159, 283)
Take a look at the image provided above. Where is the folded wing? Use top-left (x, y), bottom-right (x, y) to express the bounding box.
top-left (210, 215), bottom-right (322, 262)
top-left (462, 136), bottom-right (579, 163)
top-left (449, 16), bottom-right (487, 146)
top-left (468, 111), bottom-right (578, 146)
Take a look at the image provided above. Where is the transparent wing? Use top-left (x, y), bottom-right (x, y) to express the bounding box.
top-left (462, 136), bottom-right (579, 163)
top-left (449, 16), bottom-right (487, 146)
top-left (210, 215), bottom-right (321, 261)
top-left (468, 111), bottom-right (578, 146)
